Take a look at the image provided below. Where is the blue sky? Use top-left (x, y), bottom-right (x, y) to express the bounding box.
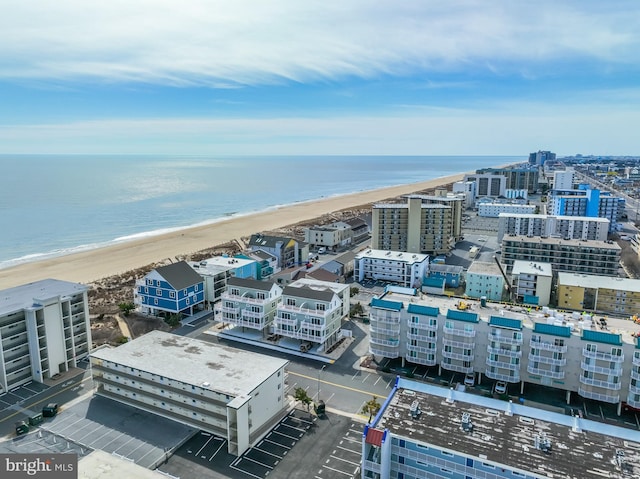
top-left (1, 1), bottom-right (639, 156)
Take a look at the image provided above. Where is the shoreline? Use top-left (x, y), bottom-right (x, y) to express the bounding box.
top-left (0, 168), bottom-right (502, 289)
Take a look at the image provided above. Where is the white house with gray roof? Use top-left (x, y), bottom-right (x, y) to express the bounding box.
top-left (219, 277), bottom-right (283, 333)
top-left (90, 331), bottom-right (289, 456)
top-left (273, 279), bottom-right (348, 351)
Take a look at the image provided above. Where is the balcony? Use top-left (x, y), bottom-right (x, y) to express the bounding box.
top-left (241, 309), bottom-right (264, 320)
top-left (363, 460), bottom-right (381, 474)
top-left (578, 387), bottom-right (619, 404)
top-left (633, 355), bottom-right (640, 367)
top-left (442, 350), bottom-right (474, 362)
top-left (443, 325), bottom-right (476, 338)
top-left (627, 394), bottom-right (640, 409)
top-left (488, 345), bottom-right (522, 358)
top-left (489, 331), bottom-right (523, 345)
top-left (579, 375), bottom-right (622, 390)
top-left (221, 305), bottom-right (239, 315)
top-left (275, 316), bottom-right (298, 328)
top-left (441, 338), bottom-right (474, 349)
top-left (370, 337), bottom-right (400, 348)
top-left (580, 361), bottom-right (622, 375)
top-left (629, 381), bottom-right (640, 395)
top-left (370, 344), bottom-right (400, 359)
top-left (370, 313), bottom-right (401, 324)
top-left (486, 358), bottom-right (520, 371)
top-left (407, 319), bottom-right (437, 331)
top-left (407, 332), bottom-right (436, 342)
top-left (582, 348), bottom-right (624, 363)
top-left (529, 353), bottom-right (567, 366)
top-left (370, 325), bottom-right (400, 337)
top-left (529, 339), bottom-right (567, 353)
top-left (221, 292), bottom-right (269, 306)
top-left (407, 343), bottom-right (436, 354)
top-left (405, 353), bottom-right (436, 366)
top-left (485, 370), bottom-right (519, 382)
top-left (440, 361), bottom-right (473, 374)
top-left (279, 303), bottom-right (333, 319)
top-left (631, 369), bottom-right (640, 382)
top-left (527, 365), bottom-right (565, 379)
top-left (229, 316), bottom-right (264, 330)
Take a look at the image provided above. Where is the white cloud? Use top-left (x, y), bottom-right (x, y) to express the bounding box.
top-left (0, 1), bottom-right (638, 85)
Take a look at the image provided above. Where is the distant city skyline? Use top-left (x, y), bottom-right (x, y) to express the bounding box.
top-left (1, 1), bottom-right (639, 155)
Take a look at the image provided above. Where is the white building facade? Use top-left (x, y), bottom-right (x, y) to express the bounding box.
top-left (511, 260), bottom-right (553, 306)
top-left (90, 331), bottom-right (289, 456)
top-left (497, 213), bottom-right (610, 243)
top-left (219, 277), bottom-right (283, 333)
top-left (465, 261), bottom-right (506, 301)
top-left (354, 249), bottom-right (429, 288)
top-left (0, 279), bottom-right (91, 394)
top-left (477, 202), bottom-right (536, 218)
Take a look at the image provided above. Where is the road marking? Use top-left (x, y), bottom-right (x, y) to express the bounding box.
top-left (196, 434), bottom-right (214, 456)
top-left (288, 372), bottom-right (385, 399)
top-left (272, 429), bottom-right (298, 441)
top-left (351, 372), bottom-right (359, 380)
top-left (264, 437), bottom-right (291, 450)
top-left (323, 464), bottom-right (353, 476)
top-left (361, 373), bottom-right (370, 383)
top-left (254, 446), bottom-right (283, 459)
top-left (337, 445), bottom-right (360, 454)
top-left (330, 454), bottom-right (360, 466)
top-left (209, 438), bottom-right (226, 461)
top-left (374, 377), bottom-right (381, 386)
top-left (242, 455), bottom-right (273, 470)
top-left (230, 464), bottom-right (263, 479)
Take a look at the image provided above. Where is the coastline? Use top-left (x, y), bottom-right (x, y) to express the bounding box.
top-left (0, 169), bottom-right (480, 289)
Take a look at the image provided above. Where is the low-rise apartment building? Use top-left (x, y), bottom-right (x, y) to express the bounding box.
top-left (497, 213), bottom-right (609, 243)
top-left (557, 272), bottom-right (640, 316)
top-left (273, 279), bottom-right (349, 352)
top-left (511, 260), bottom-right (553, 306)
top-left (0, 279), bottom-right (91, 394)
top-left (501, 235), bottom-right (621, 275)
top-left (248, 234), bottom-right (309, 269)
top-left (361, 377), bottom-right (640, 479)
top-left (367, 290), bottom-right (640, 412)
top-left (354, 249), bottom-right (429, 288)
top-left (190, 256), bottom-right (258, 306)
top-left (477, 202), bottom-right (535, 218)
top-left (219, 277), bottom-right (283, 333)
top-left (90, 331), bottom-right (289, 456)
top-left (465, 261), bottom-right (506, 301)
top-left (304, 218), bottom-right (369, 251)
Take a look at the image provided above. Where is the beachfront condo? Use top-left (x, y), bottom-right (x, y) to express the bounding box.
top-left (219, 277), bottom-right (282, 332)
top-left (304, 217), bottom-right (369, 251)
top-left (354, 248), bottom-right (429, 288)
top-left (247, 234), bottom-right (309, 269)
top-left (372, 196), bottom-right (454, 255)
top-left (497, 213), bottom-right (609, 243)
top-left (189, 256), bottom-right (259, 307)
top-left (0, 279), bottom-right (91, 394)
top-left (90, 331), bottom-right (289, 456)
top-left (273, 279), bottom-right (349, 352)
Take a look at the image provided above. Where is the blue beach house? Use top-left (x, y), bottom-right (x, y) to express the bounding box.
top-left (134, 261), bottom-right (205, 317)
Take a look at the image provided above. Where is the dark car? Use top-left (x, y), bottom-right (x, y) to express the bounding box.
top-left (42, 403), bottom-right (59, 417)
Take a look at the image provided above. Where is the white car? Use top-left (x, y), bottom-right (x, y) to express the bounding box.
top-left (464, 373), bottom-right (475, 387)
top-left (495, 381), bottom-right (508, 395)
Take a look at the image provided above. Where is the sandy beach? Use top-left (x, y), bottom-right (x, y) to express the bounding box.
top-left (0, 171), bottom-right (472, 289)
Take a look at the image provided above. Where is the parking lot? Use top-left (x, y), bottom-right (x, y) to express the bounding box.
top-left (0, 395), bottom-right (195, 469)
top-left (159, 408), bottom-right (315, 479)
top-left (0, 381), bottom-right (50, 412)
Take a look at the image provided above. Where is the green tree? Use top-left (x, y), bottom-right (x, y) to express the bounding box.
top-left (293, 387), bottom-right (313, 414)
top-left (165, 313), bottom-right (182, 328)
top-left (350, 302), bottom-right (364, 317)
top-left (362, 396), bottom-right (382, 422)
top-left (350, 286), bottom-right (359, 297)
top-left (118, 302), bottom-right (135, 316)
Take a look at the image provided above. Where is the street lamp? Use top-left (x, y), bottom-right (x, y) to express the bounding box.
top-left (317, 364), bottom-right (327, 400)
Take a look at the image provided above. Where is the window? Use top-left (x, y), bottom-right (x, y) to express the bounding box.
top-left (317, 304), bottom-right (326, 311)
top-left (230, 288), bottom-right (240, 296)
top-left (287, 298), bottom-right (296, 306)
top-left (144, 287), bottom-right (149, 293)
top-left (154, 298), bottom-right (158, 305)
top-left (147, 279), bottom-right (153, 286)
top-left (183, 289), bottom-right (187, 296)
top-left (170, 291), bottom-right (176, 299)
top-left (156, 289), bottom-right (162, 296)
top-left (257, 292), bottom-right (266, 300)
top-left (186, 298), bottom-right (190, 305)
top-left (156, 280), bottom-right (160, 286)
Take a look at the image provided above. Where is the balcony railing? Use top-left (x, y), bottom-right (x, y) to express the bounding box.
top-left (487, 345), bottom-right (522, 358)
top-left (486, 358), bottom-right (520, 371)
top-left (221, 293), bottom-right (270, 305)
top-left (489, 332), bottom-right (523, 345)
top-left (370, 313), bottom-right (401, 324)
top-left (407, 343), bottom-right (436, 354)
top-left (578, 387), bottom-right (619, 403)
top-left (240, 309), bottom-right (264, 319)
top-left (527, 365), bottom-right (565, 379)
top-left (633, 355), bottom-right (640, 367)
top-left (631, 369), bottom-right (640, 382)
top-left (580, 361), bottom-right (622, 375)
top-left (363, 460), bottom-right (381, 474)
top-left (407, 332), bottom-right (436, 342)
top-left (370, 325), bottom-right (400, 336)
top-left (529, 353), bottom-right (567, 366)
top-left (582, 348), bottom-right (624, 363)
top-left (228, 317), bottom-right (264, 329)
top-left (370, 345), bottom-right (400, 359)
top-left (626, 394), bottom-right (640, 409)
top-left (629, 382), bottom-right (640, 395)
top-left (370, 337), bottom-right (400, 347)
top-left (405, 353), bottom-right (437, 366)
top-left (442, 337), bottom-right (474, 349)
top-left (221, 305), bottom-right (239, 315)
top-left (407, 319), bottom-right (437, 331)
top-left (440, 362), bottom-right (473, 374)
top-left (442, 350), bottom-right (474, 362)
top-left (578, 375), bottom-right (622, 390)
top-left (530, 338), bottom-right (568, 353)
top-left (485, 370), bottom-right (519, 382)
top-left (275, 316), bottom-right (298, 327)
top-left (279, 303), bottom-right (333, 318)
top-left (443, 325), bottom-right (476, 338)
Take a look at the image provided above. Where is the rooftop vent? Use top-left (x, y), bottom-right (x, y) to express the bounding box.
top-left (534, 432), bottom-right (552, 454)
top-left (461, 412), bottom-right (474, 433)
top-left (409, 400), bottom-right (421, 419)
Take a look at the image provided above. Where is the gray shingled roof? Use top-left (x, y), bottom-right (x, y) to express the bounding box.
top-left (227, 277), bottom-right (274, 291)
top-left (282, 285), bottom-right (335, 302)
top-left (155, 261), bottom-right (203, 291)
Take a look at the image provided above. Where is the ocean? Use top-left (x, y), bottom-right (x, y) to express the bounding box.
top-left (0, 155), bottom-right (522, 269)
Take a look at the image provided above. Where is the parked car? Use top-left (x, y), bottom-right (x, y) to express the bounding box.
top-left (464, 373), bottom-right (475, 387)
top-left (495, 381), bottom-right (508, 395)
top-left (42, 403), bottom-right (59, 418)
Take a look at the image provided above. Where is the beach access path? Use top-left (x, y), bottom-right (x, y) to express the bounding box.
top-left (0, 171), bottom-right (472, 289)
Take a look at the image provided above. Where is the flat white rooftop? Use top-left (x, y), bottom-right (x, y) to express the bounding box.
top-left (79, 450), bottom-right (166, 479)
top-left (558, 272), bottom-right (640, 293)
top-left (0, 278), bottom-right (87, 315)
top-left (91, 331), bottom-right (288, 398)
top-left (512, 260), bottom-right (553, 277)
top-left (290, 277), bottom-right (350, 294)
top-left (355, 249), bottom-right (429, 263)
top-left (498, 212), bottom-right (609, 223)
top-left (467, 261), bottom-right (503, 276)
top-left (190, 256), bottom-right (255, 275)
